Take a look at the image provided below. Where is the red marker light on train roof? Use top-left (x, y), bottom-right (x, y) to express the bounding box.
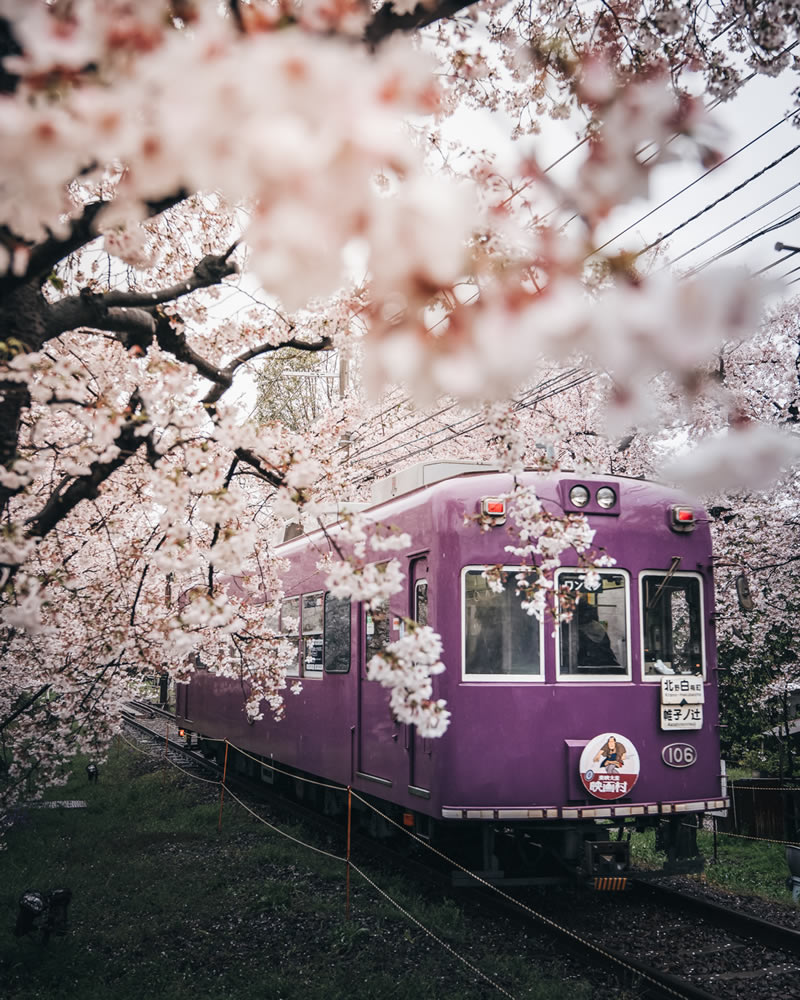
top-left (480, 497), bottom-right (507, 523)
top-left (671, 505), bottom-right (696, 532)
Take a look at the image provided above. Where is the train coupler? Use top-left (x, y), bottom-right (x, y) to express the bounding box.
top-left (584, 839), bottom-right (630, 887)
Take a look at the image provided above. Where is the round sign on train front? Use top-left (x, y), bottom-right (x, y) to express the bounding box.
top-left (579, 732), bottom-right (640, 800)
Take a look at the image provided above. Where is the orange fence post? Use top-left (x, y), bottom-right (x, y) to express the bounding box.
top-left (217, 741), bottom-right (229, 834)
top-left (346, 785), bottom-right (352, 921)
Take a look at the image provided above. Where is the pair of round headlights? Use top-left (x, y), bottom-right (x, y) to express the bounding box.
top-left (569, 485), bottom-right (617, 509)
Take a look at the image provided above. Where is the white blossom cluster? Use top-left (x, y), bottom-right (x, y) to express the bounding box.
top-left (489, 483), bottom-right (617, 622)
top-left (366, 623), bottom-right (450, 737)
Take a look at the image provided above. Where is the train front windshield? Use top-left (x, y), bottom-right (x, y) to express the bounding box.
top-left (642, 573), bottom-right (705, 676)
top-left (557, 572), bottom-right (629, 676)
top-left (463, 569), bottom-right (541, 677)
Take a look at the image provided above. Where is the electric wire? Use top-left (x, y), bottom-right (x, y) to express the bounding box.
top-left (348, 370), bottom-right (589, 470)
top-left (591, 109), bottom-right (800, 259)
top-left (666, 181), bottom-right (800, 269)
top-left (334, 32), bottom-right (800, 474)
top-left (777, 261), bottom-right (800, 282)
top-left (349, 371), bottom-right (596, 484)
top-left (754, 252), bottom-right (800, 277)
top-left (684, 203), bottom-right (800, 275)
top-left (638, 142), bottom-right (800, 259)
top-left (349, 368), bottom-right (585, 467)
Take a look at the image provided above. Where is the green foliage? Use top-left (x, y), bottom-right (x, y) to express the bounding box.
top-left (0, 336), bottom-right (26, 360)
top-left (255, 348), bottom-right (339, 431)
top-left (630, 826), bottom-right (797, 906)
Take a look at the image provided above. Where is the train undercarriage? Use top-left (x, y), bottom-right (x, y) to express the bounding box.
top-left (195, 736), bottom-right (703, 889)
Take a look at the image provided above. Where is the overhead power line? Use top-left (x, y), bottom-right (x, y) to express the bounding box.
top-left (667, 182), bottom-right (800, 269)
top-left (638, 142), bottom-right (800, 259)
top-left (685, 203), bottom-right (800, 275)
top-left (591, 110), bottom-right (800, 259)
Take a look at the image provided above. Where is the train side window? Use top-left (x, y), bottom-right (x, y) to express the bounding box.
top-left (462, 568), bottom-right (542, 680)
top-left (280, 596), bottom-right (301, 676)
top-left (324, 593), bottom-right (351, 673)
top-left (415, 580), bottom-right (428, 626)
top-left (302, 592), bottom-right (324, 676)
top-left (366, 601), bottom-right (391, 661)
top-left (557, 571), bottom-right (630, 678)
top-left (641, 572), bottom-right (705, 679)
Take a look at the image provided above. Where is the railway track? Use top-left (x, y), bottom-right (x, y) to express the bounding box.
top-left (121, 707), bottom-right (800, 1000)
top-left (503, 875), bottom-right (800, 1000)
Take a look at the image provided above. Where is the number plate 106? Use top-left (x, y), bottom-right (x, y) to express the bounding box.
top-left (662, 743), bottom-right (697, 768)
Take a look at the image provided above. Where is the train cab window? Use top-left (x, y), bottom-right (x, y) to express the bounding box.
top-left (462, 568), bottom-right (542, 680)
top-left (280, 596), bottom-right (301, 676)
top-left (366, 601), bottom-right (391, 661)
top-left (302, 592), bottom-right (324, 676)
top-left (641, 573), bottom-right (705, 678)
top-left (324, 593), bottom-right (351, 673)
top-left (415, 580), bottom-right (428, 627)
top-left (557, 572), bottom-right (629, 678)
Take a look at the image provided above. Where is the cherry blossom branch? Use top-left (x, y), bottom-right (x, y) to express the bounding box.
top-left (231, 447), bottom-right (285, 489)
top-left (0, 683), bottom-right (51, 732)
top-left (25, 417), bottom-right (154, 541)
top-left (208, 457), bottom-right (240, 595)
top-left (202, 334), bottom-right (334, 408)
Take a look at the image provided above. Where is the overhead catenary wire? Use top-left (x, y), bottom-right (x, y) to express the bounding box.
top-left (637, 142), bottom-right (800, 260)
top-left (348, 370), bottom-right (595, 482)
top-left (349, 368), bottom-right (587, 468)
top-left (326, 48), bottom-right (800, 480)
top-left (682, 203), bottom-right (800, 276)
top-left (664, 182), bottom-right (800, 270)
top-left (591, 109), bottom-right (800, 259)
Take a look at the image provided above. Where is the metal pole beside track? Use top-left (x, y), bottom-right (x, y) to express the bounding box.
top-left (217, 741), bottom-right (229, 834)
top-left (346, 785), bottom-right (352, 921)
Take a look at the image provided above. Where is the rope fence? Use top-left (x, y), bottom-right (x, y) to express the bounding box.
top-left (120, 719), bottom-right (704, 1000)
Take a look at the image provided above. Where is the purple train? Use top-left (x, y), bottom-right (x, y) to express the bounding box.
top-left (176, 462), bottom-right (730, 884)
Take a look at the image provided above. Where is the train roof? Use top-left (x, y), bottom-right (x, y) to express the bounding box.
top-left (277, 461), bottom-right (700, 549)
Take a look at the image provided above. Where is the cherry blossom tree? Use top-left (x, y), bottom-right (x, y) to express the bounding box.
top-left (2, 0), bottom-right (799, 827)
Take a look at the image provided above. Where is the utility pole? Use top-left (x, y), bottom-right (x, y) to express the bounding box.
top-left (339, 352), bottom-right (351, 462)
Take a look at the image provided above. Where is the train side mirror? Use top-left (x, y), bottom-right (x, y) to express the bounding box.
top-left (735, 574), bottom-right (754, 612)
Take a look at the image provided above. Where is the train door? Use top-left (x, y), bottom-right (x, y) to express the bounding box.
top-left (357, 599), bottom-right (401, 785)
top-left (408, 555), bottom-right (433, 795)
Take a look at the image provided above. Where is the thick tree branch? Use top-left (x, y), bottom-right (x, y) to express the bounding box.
top-left (0, 684), bottom-right (52, 732)
top-left (364, 0), bottom-right (480, 48)
top-left (0, 191), bottom-right (191, 303)
top-left (46, 250), bottom-right (239, 340)
top-left (0, 16), bottom-right (20, 96)
top-left (208, 457), bottom-right (240, 595)
top-left (232, 447), bottom-right (285, 489)
top-left (101, 247), bottom-right (240, 310)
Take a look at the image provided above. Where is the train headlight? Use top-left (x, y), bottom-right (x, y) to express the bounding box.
top-left (596, 487), bottom-right (617, 509)
top-left (569, 485), bottom-right (590, 508)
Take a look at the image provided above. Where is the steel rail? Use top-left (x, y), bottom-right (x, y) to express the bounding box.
top-left (631, 876), bottom-right (800, 959)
